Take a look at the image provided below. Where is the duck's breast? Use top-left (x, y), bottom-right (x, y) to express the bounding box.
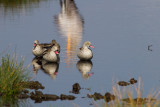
top-left (78, 49), bottom-right (92, 60)
top-left (43, 52), bottom-right (58, 62)
top-left (32, 46), bottom-right (44, 56)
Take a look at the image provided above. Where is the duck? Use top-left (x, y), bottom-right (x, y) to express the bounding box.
top-left (32, 40), bottom-right (52, 57)
top-left (51, 40), bottom-right (60, 53)
top-left (77, 41), bottom-right (94, 60)
top-left (32, 40), bottom-right (60, 57)
top-left (42, 44), bottom-right (60, 62)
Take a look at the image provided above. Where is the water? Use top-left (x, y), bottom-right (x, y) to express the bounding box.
top-left (1, 0), bottom-right (160, 106)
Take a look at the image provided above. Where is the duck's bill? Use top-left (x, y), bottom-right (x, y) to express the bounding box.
top-left (89, 45), bottom-right (94, 48)
top-left (55, 51), bottom-right (59, 54)
top-left (34, 43), bottom-right (37, 47)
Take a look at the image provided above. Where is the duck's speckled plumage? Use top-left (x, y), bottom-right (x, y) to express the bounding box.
top-left (77, 41), bottom-right (94, 60)
top-left (42, 44), bottom-right (60, 62)
top-left (32, 40), bottom-right (60, 57)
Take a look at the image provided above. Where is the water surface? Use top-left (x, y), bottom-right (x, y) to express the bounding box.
top-left (1, 0), bottom-right (160, 106)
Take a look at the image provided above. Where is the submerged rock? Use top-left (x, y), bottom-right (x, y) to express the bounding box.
top-left (30, 91), bottom-right (75, 103)
top-left (60, 94), bottom-right (76, 100)
top-left (30, 91), bottom-right (43, 103)
top-left (129, 78), bottom-right (137, 84)
top-left (87, 92), bottom-right (104, 100)
top-left (117, 81), bottom-right (130, 86)
top-left (88, 92), bottom-right (115, 102)
top-left (104, 92), bottom-right (115, 102)
top-left (42, 94), bottom-right (59, 101)
top-left (72, 83), bottom-right (81, 94)
top-left (20, 81), bottom-right (45, 90)
top-left (17, 93), bottom-right (29, 99)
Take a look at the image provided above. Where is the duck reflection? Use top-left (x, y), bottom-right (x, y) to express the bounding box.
top-left (76, 60), bottom-right (94, 79)
top-left (54, 0), bottom-right (84, 66)
top-left (41, 60), bottom-right (59, 80)
top-left (32, 57), bottom-right (59, 79)
top-left (32, 57), bottom-right (42, 75)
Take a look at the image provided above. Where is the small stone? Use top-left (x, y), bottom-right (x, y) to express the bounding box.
top-left (117, 81), bottom-right (130, 86)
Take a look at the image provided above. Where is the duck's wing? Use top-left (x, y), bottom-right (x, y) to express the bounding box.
top-left (42, 48), bottom-right (51, 55)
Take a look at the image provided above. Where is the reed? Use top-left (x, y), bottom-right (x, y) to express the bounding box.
top-left (95, 78), bottom-right (160, 107)
top-left (0, 53), bottom-right (29, 96)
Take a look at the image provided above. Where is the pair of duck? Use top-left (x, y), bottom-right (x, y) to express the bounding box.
top-left (32, 40), bottom-right (94, 62)
top-left (32, 40), bottom-right (60, 62)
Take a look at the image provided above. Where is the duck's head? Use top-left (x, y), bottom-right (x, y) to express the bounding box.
top-left (51, 46), bottom-right (59, 54)
top-left (34, 40), bottom-right (39, 47)
top-left (51, 40), bottom-right (57, 45)
top-left (83, 41), bottom-right (94, 48)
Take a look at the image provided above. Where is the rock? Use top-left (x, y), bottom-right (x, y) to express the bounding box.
top-left (20, 81), bottom-right (45, 90)
top-left (42, 94), bottom-right (59, 101)
top-left (104, 92), bottom-right (115, 102)
top-left (129, 78), bottom-right (137, 84)
top-left (60, 94), bottom-right (76, 100)
top-left (87, 92), bottom-right (103, 100)
top-left (17, 93), bottom-right (29, 99)
top-left (72, 83), bottom-right (81, 94)
top-left (117, 81), bottom-right (130, 86)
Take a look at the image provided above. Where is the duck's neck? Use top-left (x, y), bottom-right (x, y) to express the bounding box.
top-left (82, 46), bottom-right (88, 49)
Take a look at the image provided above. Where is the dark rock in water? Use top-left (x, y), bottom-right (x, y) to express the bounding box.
top-left (42, 94), bottom-right (59, 101)
top-left (94, 92), bottom-right (104, 100)
top-left (30, 91), bottom-right (75, 102)
top-left (17, 93), bottom-right (29, 99)
top-left (72, 83), bottom-right (81, 94)
top-left (129, 78), bottom-right (137, 84)
top-left (104, 92), bottom-right (115, 102)
top-left (60, 94), bottom-right (67, 100)
top-left (87, 92), bottom-right (104, 100)
top-left (88, 92), bottom-right (115, 102)
top-left (60, 94), bottom-right (76, 100)
top-left (67, 95), bottom-right (76, 100)
top-left (30, 91), bottom-right (43, 103)
top-left (35, 90), bottom-right (43, 96)
top-left (20, 81), bottom-right (45, 90)
top-left (117, 81), bottom-right (130, 86)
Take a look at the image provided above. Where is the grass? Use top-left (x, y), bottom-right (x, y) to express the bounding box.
top-left (93, 77), bottom-right (160, 107)
top-left (0, 53), bottom-right (30, 96)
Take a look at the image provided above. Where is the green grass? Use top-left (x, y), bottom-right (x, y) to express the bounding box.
top-left (0, 53), bottom-right (29, 96)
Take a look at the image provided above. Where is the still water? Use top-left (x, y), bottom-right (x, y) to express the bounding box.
top-left (1, 0), bottom-right (160, 106)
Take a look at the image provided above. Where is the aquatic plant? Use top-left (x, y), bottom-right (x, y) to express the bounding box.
top-left (93, 78), bottom-right (160, 107)
top-left (0, 53), bottom-right (29, 96)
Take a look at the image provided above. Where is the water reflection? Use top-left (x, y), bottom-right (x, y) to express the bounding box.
top-left (41, 60), bottom-right (59, 80)
top-left (76, 60), bottom-right (93, 79)
top-left (54, 0), bottom-right (84, 66)
top-left (32, 57), bottom-right (42, 75)
top-left (0, 0), bottom-right (48, 17)
top-left (32, 57), bottom-right (59, 79)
